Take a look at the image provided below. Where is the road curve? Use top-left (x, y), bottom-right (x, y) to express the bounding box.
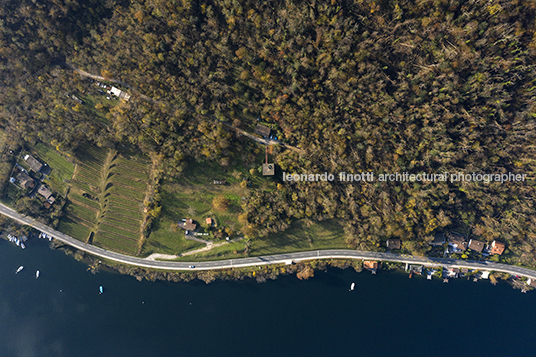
top-left (1, 202), bottom-right (536, 279)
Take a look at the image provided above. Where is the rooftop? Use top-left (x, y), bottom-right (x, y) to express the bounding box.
top-left (468, 239), bottom-right (484, 253)
top-left (386, 238), bottom-right (401, 250)
top-left (490, 240), bottom-right (505, 255)
top-left (37, 185), bottom-right (53, 199)
top-left (262, 163), bottom-right (275, 176)
top-left (24, 154), bottom-right (43, 172)
top-left (15, 171), bottom-right (35, 189)
top-left (178, 218), bottom-right (197, 231)
top-left (254, 125), bottom-right (271, 138)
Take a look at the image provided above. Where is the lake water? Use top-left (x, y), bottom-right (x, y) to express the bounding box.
top-left (1, 238), bottom-right (536, 357)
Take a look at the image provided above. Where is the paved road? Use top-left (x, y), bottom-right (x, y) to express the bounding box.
top-left (1, 202), bottom-right (536, 279)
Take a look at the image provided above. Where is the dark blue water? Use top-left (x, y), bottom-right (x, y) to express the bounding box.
top-left (1, 238), bottom-right (536, 357)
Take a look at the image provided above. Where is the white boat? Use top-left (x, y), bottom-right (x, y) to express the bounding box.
top-left (36, 270), bottom-right (40, 279)
top-left (20, 242), bottom-right (25, 249)
top-left (15, 266), bottom-right (24, 274)
top-left (350, 283), bottom-right (355, 291)
top-left (15, 239), bottom-right (20, 246)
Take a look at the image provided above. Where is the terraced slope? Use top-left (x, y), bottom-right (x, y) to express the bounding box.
top-left (58, 146), bottom-right (151, 255)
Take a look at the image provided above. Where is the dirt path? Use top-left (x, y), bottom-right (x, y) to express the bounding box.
top-left (144, 237), bottom-right (244, 260)
top-left (67, 63), bottom-right (304, 153)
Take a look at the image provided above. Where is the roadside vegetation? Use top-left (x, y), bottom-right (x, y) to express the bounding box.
top-left (2, 0), bottom-right (536, 268)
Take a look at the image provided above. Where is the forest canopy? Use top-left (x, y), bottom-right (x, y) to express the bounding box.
top-left (1, 0), bottom-right (536, 264)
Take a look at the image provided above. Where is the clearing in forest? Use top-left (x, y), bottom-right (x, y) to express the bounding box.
top-left (58, 146), bottom-right (151, 255)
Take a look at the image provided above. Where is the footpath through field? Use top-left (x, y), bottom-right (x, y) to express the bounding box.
top-left (2, 202), bottom-right (536, 280)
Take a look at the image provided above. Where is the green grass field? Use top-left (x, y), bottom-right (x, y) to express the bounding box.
top-left (139, 218), bottom-right (204, 257)
top-left (175, 219), bottom-right (348, 261)
top-left (251, 219), bottom-right (348, 256)
top-left (33, 143), bottom-right (75, 195)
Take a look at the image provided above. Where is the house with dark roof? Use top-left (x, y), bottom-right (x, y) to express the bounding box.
top-left (468, 239), bottom-right (484, 253)
top-left (386, 238), bottom-right (401, 250)
top-left (24, 155), bottom-right (43, 172)
top-left (448, 232), bottom-right (467, 252)
top-left (16, 171), bottom-right (35, 190)
top-left (37, 185), bottom-right (55, 203)
top-left (254, 125), bottom-right (271, 138)
top-left (430, 231), bottom-right (445, 246)
top-left (490, 240), bottom-right (505, 255)
top-left (177, 218), bottom-right (197, 231)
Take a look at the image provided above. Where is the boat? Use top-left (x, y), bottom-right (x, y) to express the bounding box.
top-left (99, 286), bottom-right (103, 294)
top-left (15, 266), bottom-right (24, 274)
top-left (36, 270), bottom-right (40, 279)
top-left (20, 242), bottom-right (25, 249)
top-left (350, 283), bottom-right (355, 291)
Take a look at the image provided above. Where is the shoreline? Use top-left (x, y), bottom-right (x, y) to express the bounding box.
top-left (2, 202), bottom-right (536, 290)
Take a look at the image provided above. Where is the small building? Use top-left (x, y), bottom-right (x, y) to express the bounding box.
top-left (24, 154), bottom-right (43, 172)
top-left (448, 232), bottom-right (467, 252)
top-left (527, 278), bottom-right (536, 288)
top-left (490, 240), bottom-right (505, 255)
top-left (409, 265), bottom-right (423, 275)
top-left (468, 239), bottom-right (484, 253)
top-left (178, 218), bottom-right (197, 231)
top-left (109, 87), bottom-right (131, 101)
top-left (262, 163), bottom-right (275, 176)
top-left (448, 267), bottom-right (460, 277)
top-left (386, 238), bottom-right (401, 250)
top-left (363, 261), bottom-right (379, 273)
top-left (430, 231), bottom-right (445, 246)
top-left (254, 125), bottom-right (271, 138)
top-left (37, 185), bottom-right (54, 203)
top-left (206, 218), bottom-right (214, 226)
top-left (16, 171), bottom-right (35, 189)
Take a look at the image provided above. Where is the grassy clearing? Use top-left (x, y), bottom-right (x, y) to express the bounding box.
top-left (34, 143), bottom-right (75, 195)
top-left (175, 241), bottom-right (247, 261)
top-left (251, 219), bottom-right (348, 256)
top-left (106, 207), bottom-right (142, 220)
top-left (109, 196), bottom-right (142, 209)
top-left (66, 204), bottom-right (98, 223)
top-left (176, 219), bottom-right (348, 262)
top-left (57, 217), bottom-right (91, 241)
top-left (145, 149), bottom-right (273, 256)
top-left (69, 193), bottom-right (100, 210)
top-left (102, 216), bottom-right (140, 231)
top-left (108, 185), bottom-right (145, 200)
top-left (112, 178), bottom-right (148, 190)
top-left (139, 218), bottom-right (204, 257)
top-left (99, 223), bottom-right (139, 239)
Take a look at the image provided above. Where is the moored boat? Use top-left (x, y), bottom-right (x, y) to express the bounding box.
top-left (99, 286), bottom-right (103, 294)
top-left (36, 270), bottom-right (40, 279)
top-left (350, 283), bottom-right (355, 291)
top-left (15, 266), bottom-right (24, 274)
